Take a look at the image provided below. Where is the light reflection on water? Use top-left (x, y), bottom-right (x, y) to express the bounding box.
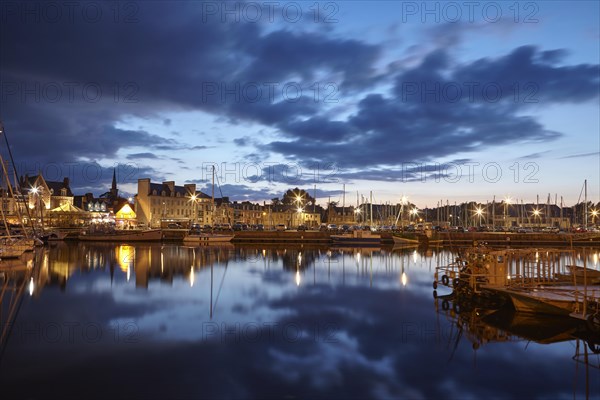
top-left (0, 242), bottom-right (598, 399)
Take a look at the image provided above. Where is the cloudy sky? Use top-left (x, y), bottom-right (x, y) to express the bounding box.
top-left (0, 1), bottom-right (598, 207)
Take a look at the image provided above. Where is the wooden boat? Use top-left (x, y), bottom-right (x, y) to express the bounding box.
top-left (0, 236), bottom-right (37, 258)
top-left (485, 285), bottom-right (600, 317)
top-left (183, 232), bottom-right (234, 245)
top-left (331, 230), bottom-right (381, 246)
top-left (392, 235), bottom-right (419, 245)
top-left (78, 229), bottom-right (163, 242)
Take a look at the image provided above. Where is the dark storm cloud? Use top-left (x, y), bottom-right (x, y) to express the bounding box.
top-left (2, 3), bottom-right (598, 192)
top-left (267, 45), bottom-right (598, 168)
top-left (0, 1), bottom-right (383, 193)
top-left (239, 29), bottom-right (380, 90)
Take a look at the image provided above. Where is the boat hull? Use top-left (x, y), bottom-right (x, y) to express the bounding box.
top-left (183, 234), bottom-right (234, 245)
top-left (488, 286), bottom-right (600, 316)
top-left (392, 236), bottom-right (419, 244)
top-left (331, 235), bottom-right (381, 246)
top-left (0, 237), bottom-right (36, 258)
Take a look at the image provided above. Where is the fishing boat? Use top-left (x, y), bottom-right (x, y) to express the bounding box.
top-left (330, 229), bottom-right (381, 246)
top-left (0, 236), bottom-right (34, 258)
top-left (183, 232), bottom-right (233, 245)
top-left (391, 234), bottom-right (419, 245)
top-left (78, 228), bottom-right (163, 242)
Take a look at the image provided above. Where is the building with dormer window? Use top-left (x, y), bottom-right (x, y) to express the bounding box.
top-left (136, 179), bottom-right (212, 228)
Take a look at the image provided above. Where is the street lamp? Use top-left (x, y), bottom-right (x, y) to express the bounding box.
top-left (296, 206), bottom-right (303, 227)
top-left (504, 196), bottom-right (512, 228)
top-left (410, 208), bottom-right (419, 224)
top-left (189, 194), bottom-right (198, 224)
top-left (29, 186), bottom-right (43, 226)
top-left (474, 206), bottom-right (484, 227)
top-left (354, 208), bottom-right (361, 224)
top-left (591, 209), bottom-right (598, 226)
top-left (532, 208), bottom-right (541, 228)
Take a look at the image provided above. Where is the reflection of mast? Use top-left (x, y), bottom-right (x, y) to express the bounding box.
top-left (0, 256), bottom-right (36, 364)
top-left (209, 262), bottom-right (213, 319)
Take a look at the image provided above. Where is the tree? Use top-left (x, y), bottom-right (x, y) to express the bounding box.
top-left (271, 198), bottom-right (281, 206)
top-left (282, 188), bottom-right (315, 208)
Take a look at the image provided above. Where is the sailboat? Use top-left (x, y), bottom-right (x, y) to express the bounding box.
top-left (183, 166), bottom-right (233, 245)
top-left (0, 122), bottom-right (39, 258)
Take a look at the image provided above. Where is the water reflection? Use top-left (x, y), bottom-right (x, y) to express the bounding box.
top-left (434, 294), bottom-right (600, 398)
top-left (0, 243), bottom-right (598, 399)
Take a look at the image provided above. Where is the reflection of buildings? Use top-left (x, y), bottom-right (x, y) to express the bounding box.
top-left (123, 244), bottom-right (235, 288)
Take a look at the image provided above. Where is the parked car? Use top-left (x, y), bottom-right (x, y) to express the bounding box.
top-left (276, 224), bottom-right (287, 231)
top-left (167, 223), bottom-right (182, 229)
top-left (297, 225), bottom-right (307, 231)
top-left (542, 226), bottom-right (559, 233)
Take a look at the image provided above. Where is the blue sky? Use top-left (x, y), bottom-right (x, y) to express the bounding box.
top-left (0, 1), bottom-right (598, 207)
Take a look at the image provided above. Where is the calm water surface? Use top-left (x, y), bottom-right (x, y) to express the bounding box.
top-left (1, 242), bottom-right (599, 399)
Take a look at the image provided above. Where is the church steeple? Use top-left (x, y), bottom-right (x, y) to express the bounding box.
top-left (110, 168), bottom-right (118, 199)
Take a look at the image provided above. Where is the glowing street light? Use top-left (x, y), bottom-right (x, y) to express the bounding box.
top-left (532, 208), bottom-right (541, 227)
top-left (591, 209), bottom-right (598, 226)
top-left (354, 207), bottom-right (361, 223)
top-left (410, 208), bottom-right (419, 224)
top-left (189, 193), bottom-right (198, 224)
top-left (296, 207), bottom-right (304, 227)
top-left (504, 196), bottom-right (512, 228)
top-left (474, 206), bottom-right (484, 227)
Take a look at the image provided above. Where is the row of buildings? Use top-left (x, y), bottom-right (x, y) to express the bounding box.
top-left (1, 173), bottom-right (597, 229)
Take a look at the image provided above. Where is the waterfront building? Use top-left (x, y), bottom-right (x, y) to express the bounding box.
top-left (264, 204), bottom-right (321, 228)
top-left (326, 205), bottom-right (357, 226)
top-left (136, 178), bottom-right (212, 228)
top-left (231, 201), bottom-right (263, 225)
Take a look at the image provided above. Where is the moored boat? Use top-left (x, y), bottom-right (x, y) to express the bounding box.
top-left (331, 230), bottom-right (381, 246)
top-left (183, 232), bottom-right (234, 245)
top-left (78, 229), bottom-right (163, 242)
top-left (486, 285), bottom-right (600, 317)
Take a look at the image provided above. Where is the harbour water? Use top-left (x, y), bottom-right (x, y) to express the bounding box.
top-left (1, 242), bottom-right (599, 399)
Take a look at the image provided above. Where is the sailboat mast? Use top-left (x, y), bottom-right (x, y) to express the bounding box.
top-left (211, 166), bottom-right (215, 225)
top-left (584, 179), bottom-right (588, 229)
top-left (369, 191), bottom-right (373, 227)
top-left (342, 183), bottom-right (345, 224)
